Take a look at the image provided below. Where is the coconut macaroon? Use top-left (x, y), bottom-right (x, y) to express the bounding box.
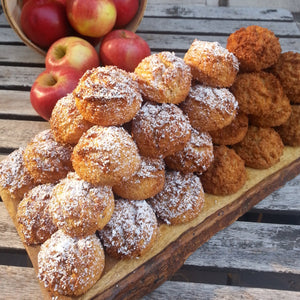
top-left (148, 171), bottom-right (205, 225)
top-left (269, 51), bottom-right (300, 104)
top-left (17, 183), bottom-right (57, 245)
top-left (134, 51), bottom-right (192, 104)
top-left (0, 147), bottom-right (35, 203)
top-left (184, 40), bottom-right (239, 87)
top-left (113, 156), bottom-right (165, 200)
top-left (50, 93), bottom-right (93, 145)
top-left (74, 65), bottom-right (143, 126)
top-left (23, 129), bottom-right (73, 184)
top-left (181, 84), bottom-right (238, 132)
top-left (227, 25), bottom-right (281, 72)
top-left (199, 145), bottom-right (247, 196)
top-left (165, 128), bottom-right (214, 174)
top-left (38, 230), bottom-right (105, 297)
top-left (72, 125), bottom-right (141, 186)
top-left (99, 199), bottom-right (158, 259)
top-left (132, 102), bottom-right (192, 158)
top-left (49, 172), bottom-right (115, 238)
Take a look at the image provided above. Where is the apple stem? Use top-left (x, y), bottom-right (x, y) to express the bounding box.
top-left (54, 45), bottom-right (67, 59)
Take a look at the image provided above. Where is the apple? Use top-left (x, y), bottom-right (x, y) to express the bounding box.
top-left (45, 36), bottom-right (100, 74)
top-left (114, 0), bottom-right (139, 28)
top-left (66, 0), bottom-right (117, 38)
top-left (21, 0), bottom-right (72, 49)
top-left (99, 29), bottom-right (151, 72)
top-left (30, 67), bottom-right (82, 120)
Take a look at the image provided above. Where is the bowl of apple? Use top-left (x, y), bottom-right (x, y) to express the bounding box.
top-left (1, 0), bottom-right (148, 56)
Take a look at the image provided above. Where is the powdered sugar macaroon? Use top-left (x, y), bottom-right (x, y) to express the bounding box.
top-left (148, 171), bottom-right (205, 225)
top-left (134, 51), bottom-right (192, 104)
top-left (184, 40), bottom-right (239, 87)
top-left (74, 65), bottom-right (143, 126)
top-left (38, 230), bottom-right (105, 297)
top-left (72, 126), bottom-right (141, 186)
top-left (99, 199), bottom-right (158, 259)
top-left (49, 172), bottom-right (114, 238)
top-left (180, 84), bottom-right (238, 132)
top-left (132, 102), bottom-right (192, 158)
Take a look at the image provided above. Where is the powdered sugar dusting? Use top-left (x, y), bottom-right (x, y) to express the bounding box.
top-left (100, 199), bottom-right (157, 258)
top-left (136, 157), bottom-right (165, 179)
top-left (38, 230), bottom-right (104, 296)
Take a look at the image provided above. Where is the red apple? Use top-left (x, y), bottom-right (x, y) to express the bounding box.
top-left (30, 67), bottom-right (82, 120)
top-left (66, 0), bottom-right (117, 38)
top-left (99, 29), bottom-right (151, 72)
top-left (114, 0), bottom-right (139, 28)
top-left (45, 36), bottom-right (100, 74)
top-left (21, 0), bottom-right (72, 49)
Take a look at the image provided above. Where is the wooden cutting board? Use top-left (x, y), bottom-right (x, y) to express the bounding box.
top-left (1, 145), bottom-right (300, 300)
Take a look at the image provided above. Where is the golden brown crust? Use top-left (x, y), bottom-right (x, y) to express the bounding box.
top-left (180, 84), bottom-right (238, 132)
top-left (113, 156), bottom-right (165, 200)
top-left (74, 66), bottom-right (142, 126)
top-left (209, 111), bottom-right (249, 145)
top-left (17, 183), bottom-right (57, 245)
top-left (0, 147), bottom-right (35, 202)
top-left (132, 102), bottom-right (192, 158)
top-left (226, 25), bottom-right (281, 72)
top-left (50, 93), bottom-right (93, 145)
top-left (276, 105), bottom-right (300, 146)
top-left (134, 51), bottom-right (192, 104)
top-left (148, 171), bottom-right (205, 225)
top-left (165, 128), bottom-right (214, 174)
top-left (49, 172), bottom-right (114, 237)
top-left (23, 130), bottom-right (73, 184)
top-left (38, 230), bottom-right (105, 297)
top-left (72, 126), bottom-right (141, 186)
top-left (233, 126), bottom-right (284, 169)
top-left (269, 51), bottom-right (300, 103)
top-left (199, 145), bottom-right (247, 195)
top-left (100, 199), bottom-right (158, 259)
top-left (230, 71), bottom-right (291, 123)
top-left (184, 40), bottom-right (239, 87)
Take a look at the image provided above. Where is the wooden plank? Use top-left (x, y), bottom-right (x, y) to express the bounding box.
top-left (185, 221), bottom-right (300, 274)
top-left (0, 119), bottom-right (49, 149)
top-left (143, 281), bottom-right (300, 300)
top-left (143, 4), bottom-right (294, 20)
top-left (138, 18), bottom-right (300, 36)
top-left (0, 90), bottom-right (39, 116)
top-left (253, 173), bottom-right (300, 213)
top-left (0, 265), bottom-right (42, 300)
top-left (0, 202), bottom-right (23, 250)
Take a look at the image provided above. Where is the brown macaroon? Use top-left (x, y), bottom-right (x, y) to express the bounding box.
top-left (132, 102), bottom-right (192, 158)
top-left (99, 199), bottom-right (158, 259)
top-left (17, 183), bottom-right (57, 245)
top-left (233, 126), bottom-right (284, 169)
top-left (226, 25), bottom-right (281, 72)
top-left (276, 105), bottom-right (300, 146)
top-left (74, 65), bottom-right (143, 126)
top-left (165, 128), bottom-right (214, 174)
top-left (184, 40), bottom-right (239, 87)
top-left (180, 84), bottom-right (238, 132)
top-left (269, 51), bottom-right (300, 104)
top-left (49, 172), bottom-right (114, 238)
top-left (50, 93), bottom-right (93, 145)
top-left (38, 230), bottom-right (105, 297)
top-left (148, 171), bottom-right (205, 225)
top-left (113, 156), bottom-right (165, 200)
top-left (134, 51), bottom-right (192, 104)
top-left (199, 145), bottom-right (247, 196)
top-left (72, 125), bottom-right (141, 186)
top-left (23, 129), bottom-right (73, 184)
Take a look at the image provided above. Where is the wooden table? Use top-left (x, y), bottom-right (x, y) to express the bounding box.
top-left (1, 2), bottom-right (300, 299)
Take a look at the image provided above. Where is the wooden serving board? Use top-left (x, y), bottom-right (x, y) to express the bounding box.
top-left (1, 145), bottom-right (300, 300)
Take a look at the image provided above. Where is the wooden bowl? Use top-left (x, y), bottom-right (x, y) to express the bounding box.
top-left (1, 0), bottom-right (148, 56)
